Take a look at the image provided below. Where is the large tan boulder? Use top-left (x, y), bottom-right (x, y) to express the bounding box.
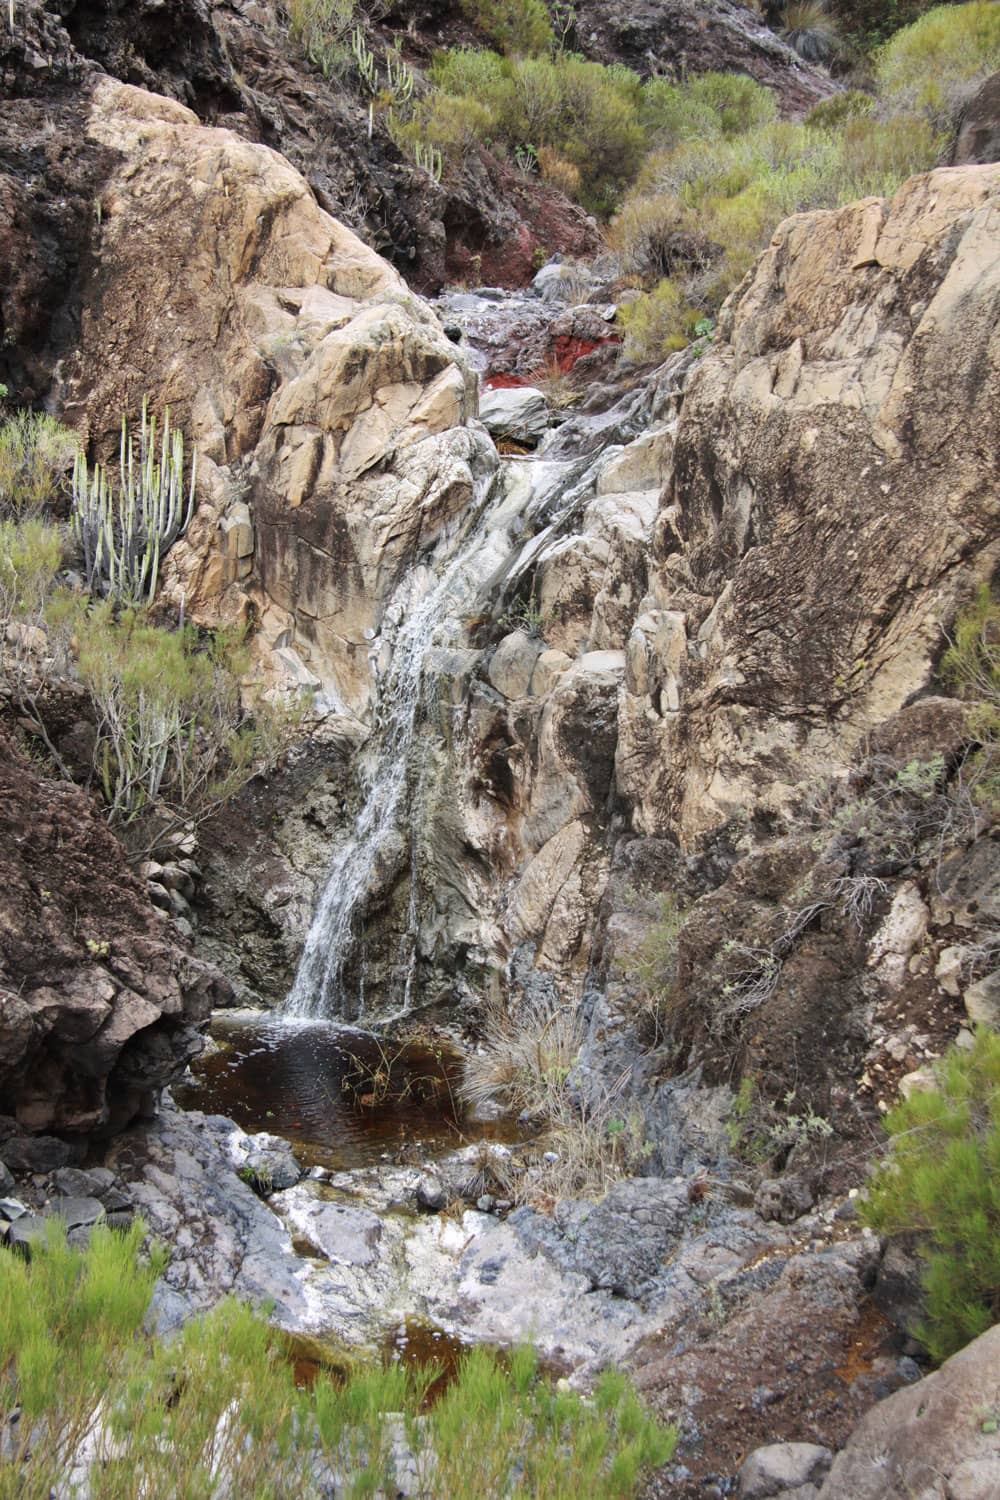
top-left (65, 79), bottom-right (477, 721)
top-left (818, 1324), bottom-right (1000, 1499)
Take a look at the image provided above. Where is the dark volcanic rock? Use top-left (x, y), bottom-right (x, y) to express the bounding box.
top-left (0, 732), bottom-right (229, 1136)
top-left (952, 70), bottom-right (1000, 165)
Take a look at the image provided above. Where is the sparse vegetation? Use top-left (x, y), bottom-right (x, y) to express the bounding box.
top-left (612, 107), bottom-right (940, 362)
top-left (0, 1220), bottom-right (676, 1498)
top-left (862, 1028), bottom-right (1000, 1362)
top-left (50, 600), bottom-right (295, 851)
top-left (287, 0), bottom-right (357, 77)
top-left (0, 411), bottom-right (77, 519)
top-left (463, 997), bottom-right (651, 1201)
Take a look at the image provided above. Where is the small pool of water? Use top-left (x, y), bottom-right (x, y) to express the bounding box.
top-left (173, 1013), bottom-right (513, 1171)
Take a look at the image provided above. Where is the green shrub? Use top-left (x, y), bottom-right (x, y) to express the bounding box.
top-left (804, 89), bottom-right (875, 128)
top-left (459, 0), bottom-right (554, 55)
top-left (876, 1), bottom-right (1000, 122)
top-left (942, 584), bottom-right (1000, 711)
top-left (862, 1028), bottom-right (1000, 1362)
top-left (421, 48), bottom-right (647, 214)
top-left (941, 584), bottom-right (1000, 817)
top-left (0, 1221), bottom-right (676, 1498)
top-left (614, 109), bottom-right (940, 350)
top-left (0, 410), bottom-right (78, 518)
top-left (684, 71), bottom-right (779, 137)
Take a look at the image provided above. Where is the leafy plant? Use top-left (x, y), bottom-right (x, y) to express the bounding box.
top-left (54, 600), bottom-right (296, 852)
top-left (459, 0), bottom-right (554, 56)
top-left (71, 399), bottom-right (197, 604)
top-left (862, 1028), bottom-right (1000, 1362)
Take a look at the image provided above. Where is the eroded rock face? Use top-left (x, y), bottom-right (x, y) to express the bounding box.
top-left (0, 734), bottom-right (229, 1135)
top-left (618, 165), bottom-right (1000, 847)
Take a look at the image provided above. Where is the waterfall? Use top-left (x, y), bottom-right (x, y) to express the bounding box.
top-left (284, 445), bottom-right (519, 1020)
top-left (284, 356), bottom-right (663, 1022)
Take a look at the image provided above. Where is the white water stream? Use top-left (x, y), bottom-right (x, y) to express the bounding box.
top-left (284, 299), bottom-right (661, 1021)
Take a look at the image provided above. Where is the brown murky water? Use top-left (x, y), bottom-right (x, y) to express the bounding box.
top-left (173, 1012), bottom-right (512, 1171)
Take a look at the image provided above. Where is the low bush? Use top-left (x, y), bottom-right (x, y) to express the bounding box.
top-left (862, 1028), bottom-right (1000, 1362)
top-left (941, 584), bottom-right (1000, 818)
top-left (0, 410), bottom-right (77, 519)
top-left (0, 1221), bottom-right (676, 1497)
top-left (0, 516), bottom-right (62, 625)
top-left (613, 109), bottom-right (940, 361)
top-left (417, 48), bottom-right (647, 214)
top-left (459, 0), bottom-right (554, 56)
top-left (618, 279), bottom-right (695, 362)
top-left (464, 997), bottom-right (651, 1200)
top-left (876, 1), bottom-right (1000, 122)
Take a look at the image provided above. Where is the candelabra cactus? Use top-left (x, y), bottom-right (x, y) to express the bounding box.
top-left (71, 399), bottom-right (197, 604)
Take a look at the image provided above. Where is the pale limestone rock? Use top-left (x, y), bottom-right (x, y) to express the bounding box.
top-left (487, 631), bottom-right (543, 700)
top-left (818, 1325), bottom-right (1000, 1499)
top-left (530, 648), bottom-right (572, 696)
top-left (964, 970), bottom-right (1000, 1027)
top-left (935, 945), bottom-right (965, 997)
top-left (617, 165), bottom-right (1000, 847)
top-left (867, 882), bottom-right (930, 990)
top-left (596, 426), bottom-right (675, 495)
top-left (899, 1066), bottom-right (937, 1100)
top-left (73, 78), bottom-right (477, 720)
top-left (478, 386), bottom-right (549, 444)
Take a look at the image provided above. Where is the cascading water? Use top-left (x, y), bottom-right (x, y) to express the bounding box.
top-left (284, 301), bottom-right (668, 1022)
top-left (284, 433), bottom-right (537, 1020)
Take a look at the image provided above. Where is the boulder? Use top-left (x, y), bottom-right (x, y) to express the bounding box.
top-left (48, 77), bottom-right (480, 723)
top-left (818, 1324), bottom-right (1000, 1499)
top-left (0, 732), bottom-right (228, 1136)
top-left (478, 386), bottom-right (550, 444)
top-left (739, 1442), bottom-right (832, 1498)
top-left (415, 1175), bottom-right (449, 1212)
top-left (754, 1176), bottom-right (814, 1225)
top-left (952, 71), bottom-right (1000, 166)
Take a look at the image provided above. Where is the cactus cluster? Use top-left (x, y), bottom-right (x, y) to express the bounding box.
top-left (71, 399), bottom-right (197, 604)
